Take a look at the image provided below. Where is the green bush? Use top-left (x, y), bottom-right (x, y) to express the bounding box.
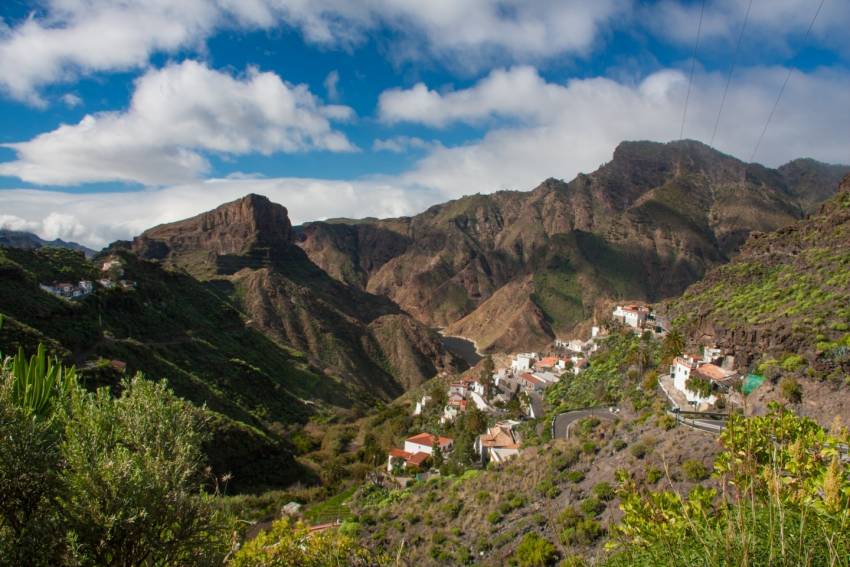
top-left (779, 376), bottom-right (803, 403)
top-left (681, 459), bottom-right (709, 482)
top-left (630, 442), bottom-right (649, 459)
top-left (580, 497), bottom-right (605, 517)
top-left (513, 533), bottom-right (559, 566)
top-left (593, 482), bottom-right (616, 501)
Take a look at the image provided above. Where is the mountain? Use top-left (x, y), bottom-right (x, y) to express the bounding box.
top-left (297, 140), bottom-right (845, 353)
top-left (0, 196), bottom-right (462, 492)
top-left (129, 194), bottom-right (462, 394)
top-left (0, 229), bottom-right (96, 257)
top-left (777, 158), bottom-right (850, 213)
top-left (665, 173), bottom-right (850, 423)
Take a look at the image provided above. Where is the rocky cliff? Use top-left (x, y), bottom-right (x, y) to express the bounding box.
top-left (298, 141), bottom-right (842, 352)
top-left (131, 194), bottom-right (463, 396)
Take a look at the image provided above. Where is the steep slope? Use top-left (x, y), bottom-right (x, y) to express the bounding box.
top-left (299, 141), bottom-right (837, 352)
top-left (778, 158), bottom-right (850, 213)
top-left (130, 194), bottom-right (462, 396)
top-left (0, 229), bottom-right (96, 257)
top-left (666, 174), bottom-right (850, 422)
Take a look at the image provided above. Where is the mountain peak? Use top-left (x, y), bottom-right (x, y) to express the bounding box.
top-left (131, 193), bottom-right (294, 274)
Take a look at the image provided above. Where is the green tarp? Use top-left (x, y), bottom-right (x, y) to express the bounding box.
top-left (743, 374), bottom-right (766, 395)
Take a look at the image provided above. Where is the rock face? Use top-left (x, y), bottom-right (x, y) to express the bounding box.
top-left (298, 140), bottom-right (844, 352)
top-left (667, 174), bottom-right (850, 382)
top-left (133, 194), bottom-right (296, 274)
top-left (131, 194), bottom-right (463, 397)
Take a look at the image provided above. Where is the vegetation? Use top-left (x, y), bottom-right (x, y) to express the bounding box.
top-left (513, 533), bottom-right (559, 566)
top-left (607, 406), bottom-right (850, 566)
top-left (0, 342), bottom-right (232, 566)
top-left (230, 518), bottom-right (383, 566)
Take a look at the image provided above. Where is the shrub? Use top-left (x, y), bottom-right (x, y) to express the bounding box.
top-left (230, 518), bottom-right (379, 566)
top-left (580, 497), bottom-right (605, 517)
top-left (581, 441), bottom-right (598, 455)
top-left (681, 459), bottom-right (709, 481)
top-left (513, 533), bottom-right (559, 567)
top-left (645, 466), bottom-right (663, 485)
top-left (779, 376), bottom-right (803, 403)
top-left (613, 439), bottom-right (627, 451)
top-left (487, 511), bottom-right (502, 524)
top-left (630, 442), bottom-right (649, 459)
top-left (565, 470), bottom-right (585, 483)
top-left (561, 517), bottom-right (604, 546)
top-left (593, 482), bottom-right (616, 501)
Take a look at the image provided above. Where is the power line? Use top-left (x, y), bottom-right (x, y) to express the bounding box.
top-left (750, 0), bottom-right (827, 162)
top-left (680, 0), bottom-right (707, 140)
top-left (710, 0), bottom-right (753, 147)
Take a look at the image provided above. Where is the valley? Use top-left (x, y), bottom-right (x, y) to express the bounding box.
top-left (1, 141), bottom-right (849, 566)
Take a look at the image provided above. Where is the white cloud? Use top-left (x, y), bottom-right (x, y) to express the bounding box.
top-left (0, 0), bottom-right (627, 102)
top-left (650, 0), bottom-right (850, 53)
top-left (0, 60), bottom-right (355, 185)
top-left (4, 64), bottom-right (850, 250)
top-left (324, 69), bottom-right (340, 101)
top-left (60, 93), bottom-right (82, 108)
top-left (372, 136), bottom-right (435, 153)
top-left (383, 65), bottom-right (850, 198)
top-left (0, 177), bottom-right (442, 248)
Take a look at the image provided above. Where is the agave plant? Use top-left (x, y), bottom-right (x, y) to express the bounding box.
top-left (10, 342), bottom-right (76, 418)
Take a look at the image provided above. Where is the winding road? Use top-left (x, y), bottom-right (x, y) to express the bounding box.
top-left (551, 408), bottom-right (619, 440)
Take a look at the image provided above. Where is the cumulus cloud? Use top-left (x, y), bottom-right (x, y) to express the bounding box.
top-left (0, 0), bottom-right (626, 102)
top-left (4, 64), bottom-right (850, 249)
top-left (649, 0), bottom-right (850, 53)
top-left (0, 60), bottom-right (355, 185)
top-left (385, 65), bottom-right (850, 197)
top-left (0, 177), bottom-right (442, 249)
top-left (60, 93), bottom-right (82, 108)
top-left (324, 70), bottom-right (340, 101)
top-left (372, 136), bottom-right (435, 153)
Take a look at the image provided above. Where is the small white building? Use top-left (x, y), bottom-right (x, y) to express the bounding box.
top-left (413, 394), bottom-right (432, 416)
top-left (613, 304), bottom-right (649, 329)
top-left (511, 353), bottom-right (537, 372)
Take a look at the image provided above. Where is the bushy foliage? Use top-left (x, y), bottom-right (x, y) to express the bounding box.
top-left (0, 344), bottom-right (232, 566)
top-left (607, 406), bottom-right (850, 566)
top-left (513, 532), bottom-right (559, 566)
top-left (230, 518), bottom-right (384, 566)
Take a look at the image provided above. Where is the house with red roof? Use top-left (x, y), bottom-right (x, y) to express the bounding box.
top-left (519, 372), bottom-right (546, 394)
top-left (387, 432), bottom-right (454, 474)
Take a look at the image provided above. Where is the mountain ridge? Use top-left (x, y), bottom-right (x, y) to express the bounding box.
top-left (297, 140), bottom-right (848, 352)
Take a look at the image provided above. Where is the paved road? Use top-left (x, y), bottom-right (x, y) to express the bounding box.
top-left (551, 408), bottom-right (618, 439)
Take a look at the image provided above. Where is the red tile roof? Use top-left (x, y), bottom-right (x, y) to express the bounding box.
top-left (520, 373), bottom-right (544, 385)
top-left (389, 448), bottom-right (412, 459)
top-left (406, 432), bottom-right (453, 447)
top-left (407, 452), bottom-right (430, 466)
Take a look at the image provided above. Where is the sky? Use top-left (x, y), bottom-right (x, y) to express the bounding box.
top-left (0, 0), bottom-right (848, 249)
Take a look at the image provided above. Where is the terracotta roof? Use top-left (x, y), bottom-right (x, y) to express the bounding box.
top-left (479, 426), bottom-right (519, 449)
top-left (407, 452), bottom-right (430, 466)
top-left (535, 356), bottom-right (559, 368)
top-left (520, 373), bottom-right (544, 385)
top-left (694, 363), bottom-right (735, 382)
top-left (406, 432), bottom-right (453, 447)
top-left (389, 448), bottom-right (412, 459)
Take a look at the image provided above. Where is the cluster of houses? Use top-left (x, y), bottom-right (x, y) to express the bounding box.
top-left (612, 303), bottom-right (669, 334)
top-left (669, 348), bottom-right (739, 409)
top-left (39, 258), bottom-right (136, 300)
top-left (39, 280), bottom-right (94, 300)
top-left (387, 419), bottom-right (524, 474)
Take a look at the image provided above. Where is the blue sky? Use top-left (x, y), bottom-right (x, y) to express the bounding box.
top-left (1, 0), bottom-right (849, 248)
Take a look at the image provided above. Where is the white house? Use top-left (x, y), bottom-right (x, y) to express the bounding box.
top-left (413, 394), bottom-right (432, 416)
top-left (404, 432), bottom-right (453, 456)
top-left (613, 305), bottom-right (649, 329)
top-left (671, 354), bottom-right (737, 406)
top-left (511, 353), bottom-right (537, 372)
top-left (475, 422), bottom-right (521, 464)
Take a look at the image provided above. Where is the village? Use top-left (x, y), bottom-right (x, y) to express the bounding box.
top-left (385, 303), bottom-right (746, 480)
top-left (38, 257), bottom-right (136, 301)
